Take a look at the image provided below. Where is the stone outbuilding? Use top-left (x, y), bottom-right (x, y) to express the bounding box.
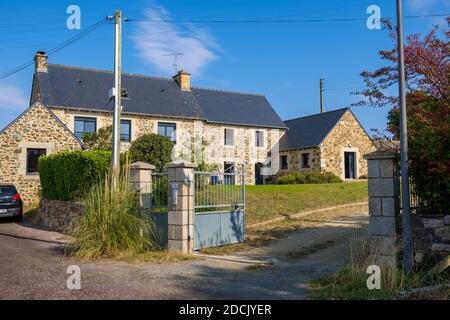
top-left (0, 101), bottom-right (83, 205)
top-left (279, 108), bottom-right (376, 180)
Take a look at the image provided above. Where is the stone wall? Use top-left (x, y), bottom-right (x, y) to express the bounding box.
top-left (201, 122), bottom-right (283, 184)
top-left (0, 102), bottom-right (82, 206)
top-left (279, 147), bottom-right (321, 174)
top-left (320, 110), bottom-right (376, 179)
top-left (51, 107), bottom-right (284, 185)
top-left (37, 199), bottom-right (84, 234)
top-left (412, 215), bottom-right (450, 264)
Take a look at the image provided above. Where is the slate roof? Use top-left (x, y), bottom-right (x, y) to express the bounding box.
top-left (280, 108), bottom-right (349, 151)
top-left (34, 64), bottom-right (287, 129)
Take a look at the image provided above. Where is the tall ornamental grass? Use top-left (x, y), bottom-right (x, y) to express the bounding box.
top-left (67, 165), bottom-right (159, 259)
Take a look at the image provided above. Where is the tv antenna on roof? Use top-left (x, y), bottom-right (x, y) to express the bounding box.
top-left (162, 52), bottom-right (183, 73)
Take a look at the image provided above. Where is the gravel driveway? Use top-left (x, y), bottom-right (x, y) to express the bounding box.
top-left (0, 212), bottom-right (368, 300)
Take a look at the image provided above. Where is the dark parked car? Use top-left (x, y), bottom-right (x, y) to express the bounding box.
top-left (0, 184), bottom-right (23, 222)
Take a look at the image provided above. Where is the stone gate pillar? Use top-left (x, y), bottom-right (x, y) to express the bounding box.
top-left (364, 151), bottom-right (400, 269)
top-left (130, 162), bottom-right (155, 212)
top-left (167, 160), bottom-right (195, 254)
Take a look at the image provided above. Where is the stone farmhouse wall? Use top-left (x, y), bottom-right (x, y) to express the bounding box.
top-left (50, 107), bottom-right (284, 184)
top-left (278, 111), bottom-right (375, 179)
top-left (320, 110), bottom-right (376, 179)
top-left (0, 102), bottom-right (82, 206)
top-left (278, 147), bottom-right (321, 175)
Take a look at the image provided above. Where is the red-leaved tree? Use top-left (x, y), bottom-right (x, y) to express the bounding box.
top-left (354, 18), bottom-right (449, 214)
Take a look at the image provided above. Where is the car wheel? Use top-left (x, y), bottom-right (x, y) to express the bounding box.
top-left (15, 216), bottom-right (23, 222)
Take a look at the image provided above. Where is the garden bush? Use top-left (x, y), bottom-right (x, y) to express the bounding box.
top-left (129, 134), bottom-right (174, 171)
top-left (38, 150), bottom-right (112, 201)
top-left (276, 171), bottom-right (343, 185)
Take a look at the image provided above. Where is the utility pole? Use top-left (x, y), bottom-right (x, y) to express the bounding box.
top-left (396, 0), bottom-right (413, 272)
top-left (320, 78), bottom-right (324, 113)
top-left (112, 10), bottom-right (122, 184)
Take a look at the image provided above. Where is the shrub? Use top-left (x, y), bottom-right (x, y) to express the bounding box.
top-left (389, 95), bottom-right (450, 215)
top-left (82, 125), bottom-right (113, 151)
top-left (276, 171), bottom-right (343, 185)
top-left (129, 134), bottom-right (174, 171)
top-left (38, 150), bottom-right (112, 201)
top-left (67, 165), bottom-right (159, 259)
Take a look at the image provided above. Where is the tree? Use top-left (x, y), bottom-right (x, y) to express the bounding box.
top-left (82, 125), bottom-right (113, 151)
top-left (354, 18), bottom-right (449, 110)
top-left (355, 18), bottom-right (449, 214)
top-left (128, 134), bottom-right (174, 171)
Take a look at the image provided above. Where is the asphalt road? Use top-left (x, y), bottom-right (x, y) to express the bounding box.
top-left (0, 213), bottom-right (368, 300)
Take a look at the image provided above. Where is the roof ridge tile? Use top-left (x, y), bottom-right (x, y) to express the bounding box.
top-left (283, 107), bottom-right (349, 123)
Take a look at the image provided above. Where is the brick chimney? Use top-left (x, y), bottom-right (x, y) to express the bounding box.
top-left (34, 51), bottom-right (48, 72)
top-left (173, 70), bottom-right (191, 91)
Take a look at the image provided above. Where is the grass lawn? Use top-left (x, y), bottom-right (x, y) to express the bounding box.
top-left (246, 181), bottom-right (368, 225)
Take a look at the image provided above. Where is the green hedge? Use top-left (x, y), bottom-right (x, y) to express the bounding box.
top-left (38, 150), bottom-right (112, 201)
top-left (276, 171), bottom-right (343, 185)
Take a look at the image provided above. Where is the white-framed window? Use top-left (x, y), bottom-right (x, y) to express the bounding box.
top-left (224, 128), bottom-right (234, 146)
top-left (255, 130), bottom-right (264, 148)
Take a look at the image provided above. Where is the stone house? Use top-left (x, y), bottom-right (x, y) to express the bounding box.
top-left (0, 51), bottom-right (375, 205)
top-left (278, 108), bottom-right (376, 179)
top-left (0, 101), bottom-right (83, 205)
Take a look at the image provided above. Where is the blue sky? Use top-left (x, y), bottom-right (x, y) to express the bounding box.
top-left (0, 0), bottom-right (448, 133)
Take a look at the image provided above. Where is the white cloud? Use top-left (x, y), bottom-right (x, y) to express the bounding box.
top-left (0, 84), bottom-right (28, 130)
top-left (407, 0), bottom-right (449, 11)
top-left (130, 6), bottom-right (219, 76)
top-left (0, 84), bottom-right (27, 111)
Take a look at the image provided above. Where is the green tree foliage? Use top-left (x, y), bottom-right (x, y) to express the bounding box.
top-left (82, 125), bottom-right (113, 151)
top-left (388, 94), bottom-right (449, 214)
top-left (128, 134), bottom-right (174, 171)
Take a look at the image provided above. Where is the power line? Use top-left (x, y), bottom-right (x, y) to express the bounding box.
top-left (0, 37), bottom-right (111, 51)
top-left (125, 13), bottom-right (448, 24)
top-left (0, 18), bottom-right (109, 80)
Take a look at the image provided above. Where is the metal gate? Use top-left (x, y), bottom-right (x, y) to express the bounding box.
top-left (194, 164), bottom-right (246, 250)
top-left (135, 172), bottom-right (169, 249)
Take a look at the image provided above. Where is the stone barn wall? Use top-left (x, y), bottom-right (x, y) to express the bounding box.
top-left (320, 110), bottom-right (376, 179)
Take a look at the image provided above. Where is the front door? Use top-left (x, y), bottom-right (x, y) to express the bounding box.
top-left (344, 152), bottom-right (356, 179)
top-left (255, 163), bottom-right (263, 185)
